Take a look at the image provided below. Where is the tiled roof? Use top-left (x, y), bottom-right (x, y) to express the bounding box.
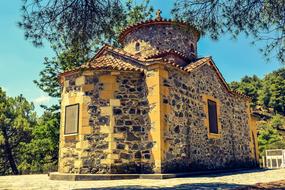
top-left (93, 44), bottom-right (145, 62)
top-left (93, 44), bottom-right (163, 64)
top-left (231, 90), bottom-right (252, 100)
top-left (184, 57), bottom-right (211, 72)
top-left (118, 18), bottom-right (200, 43)
top-left (82, 54), bottom-right (144, 72)
top-left (183, 57), bottom-right (251, 100)
top-left (59, 45), bottom-right (250, 100)
top-left (145, 49), bottom-right (191, 61)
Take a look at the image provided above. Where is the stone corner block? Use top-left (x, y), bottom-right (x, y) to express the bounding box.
top-left (64, 80), bottom-right (70, 87)
top-left (74, 160), bottom-right (82, 168)
top-left (101, 159), bottom-right (114, 165)
top-left (75, 76), bottom-right (85, 86)
top-left (101, 107), bottom-right (113, 116)
top-left (82, 84), bottom-right (94, 92)
top-left (110, 99), bottom-right (121, 107)
top-left (81, 127), bottom-right (92, 135)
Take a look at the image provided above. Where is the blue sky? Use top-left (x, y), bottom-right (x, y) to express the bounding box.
top-left (0, 0), bottom-right (283, 114)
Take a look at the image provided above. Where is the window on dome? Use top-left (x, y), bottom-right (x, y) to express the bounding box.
top-left (135, 42), bottom-right (140, 52)
top-left (190, 43), bottom-right (195, 53)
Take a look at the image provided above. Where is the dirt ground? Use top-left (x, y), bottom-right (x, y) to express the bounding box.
top-left (0, 168), bottom-right (285, 190)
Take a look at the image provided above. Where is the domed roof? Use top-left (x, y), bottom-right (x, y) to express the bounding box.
top-left (118, 10), bottom-right (201, 43)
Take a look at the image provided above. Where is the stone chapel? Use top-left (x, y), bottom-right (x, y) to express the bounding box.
top-left (55, 11), bottom-right (259, 177)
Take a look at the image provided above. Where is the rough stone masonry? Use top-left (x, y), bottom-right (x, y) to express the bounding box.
top-left (57, 11), bottom-right (259, 175)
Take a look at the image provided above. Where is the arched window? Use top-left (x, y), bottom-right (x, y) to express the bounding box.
top-left (135, 42), bottom-right (140, 52)
top-left (190, 43), bottom-right (195, 53)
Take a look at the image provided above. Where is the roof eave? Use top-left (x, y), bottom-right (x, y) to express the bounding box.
top-left (118, 19), bottom-right (201, 44)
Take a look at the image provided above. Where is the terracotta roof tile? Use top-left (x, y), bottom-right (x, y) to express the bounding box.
top-left (82, 54), bottom-right (144, 72)
top-left (145, 49), bottom-right (191, 61)
top-left (59, 45), bottom-right (250, 101)
top-left (184, 57), bottom-right (251, 100)
top-left (184, 57), bottom-right (211, 72)
top-left (94, 44), bottom-right (145, 62)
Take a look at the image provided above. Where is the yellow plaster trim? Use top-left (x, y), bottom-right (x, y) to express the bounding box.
top-left (202, 94), bottom-right (222, 139)
top-left (111, 71), bottom-right (120, 76)
top-left (247, 102), bottom-right (259, 161)
top-left (101, 159), bottom-right (115, 165)
top-left (82, 70), bottom-right (94, 76)
top-left (107, 154), bottom-right (119, 160)
top-left (64, 80), bottom-right (69, 87)
top-left (100, 125), bottom-right (111, 134)
top-left (75, 76), bottom-right (85, 86)
top-left (64, 135), bottom-right (78, 140)
top-left (97, 74), bottom-right (122, 167)
top-left (81, 127), bottom-right (92, 135)
top-left (99, 75), bottom-right (118, 100)
top-left (109, 142), bottom-right (117, 150)
top-left (82, 84), bottom-right (94, 92)
top-left (113, 133), bottom-right (124, 139)
top-left (99, 91), bottom-right (114, 99)
top-left (101, 107), bottom-right (113, 116)
top-left (110, 99), bottom-right (121, 107)
top-left (146, 66), bottom-right (170, 173)
top-left (59, 78), bottom-right (91, 172)
top-left (74, 160), bottom-right (82, 168)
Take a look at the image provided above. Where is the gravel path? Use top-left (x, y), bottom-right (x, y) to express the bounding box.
top-left (0, 169), bottom-right (285, 190)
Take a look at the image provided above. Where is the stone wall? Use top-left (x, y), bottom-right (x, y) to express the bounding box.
top-left (59, 70), bottom-right (155, 174)
top-left (122, 25), bottom-right (198, 60)
top-left (161, 64), bottom-right (256, 172)
top-left (59, 71), bottom-right (111, 174)
top-left (111, 72), bottom-right (154, 173)
top-left (59, 63), bottom-right (257, 174)
top-left (58, 72), bottom-right (81, 174)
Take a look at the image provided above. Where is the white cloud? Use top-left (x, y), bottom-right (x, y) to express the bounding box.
top-left (1, 86), bottom-right (7, 92)
top-left (33, 95), bottom-right (51, 105)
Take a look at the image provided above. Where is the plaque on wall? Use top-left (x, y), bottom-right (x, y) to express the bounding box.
top-left (64, 104), bottom-right (79, 135)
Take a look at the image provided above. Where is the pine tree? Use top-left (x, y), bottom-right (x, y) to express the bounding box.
top-left (0, 88), bottom-right (36, 175)
top-left (172, 0), bottom-right (285, 63)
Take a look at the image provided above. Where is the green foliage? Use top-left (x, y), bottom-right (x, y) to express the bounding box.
top-left (124, 0), bottom-right (154, 27)
top-left (229, 75), bottom-right (262, 107)
top-left (229, 68), bottom-right (285, 116)
top-left (111, 0), bottom-right (154, 48)
top-left (172, 0), bottom-right (285, 63)
top-left (11, 0), bottom-right (154, 175)
top-left (231, 69), bottom-right (285, 157)
top-left (19, 109), bottom-right (60, 174)
top-left (34, 45), bottom-right (91, 98)
top-left (33, 0), bottom-right (154, 99)
top-left (258, 115), bottom-right (285, 156)
top-left (0, 88), bottom-right (36, 175)
top-left (270, 114), bottom-right (285, 131)
top-left (18, 0), bottom-right (125, 49)
top-left (19, 0), bottom-right (154, 54)
top-left (258, 69), bottom-right (285, 115)
top-left (0, 87), bottom-right (60, 175)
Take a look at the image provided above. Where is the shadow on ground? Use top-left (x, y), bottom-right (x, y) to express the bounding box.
top-left (74, 183), bottom-right (249, 190)
top-left (188, 168), bottom-right (269, 178)
top-left (73, 169), bottom-right (273, 190)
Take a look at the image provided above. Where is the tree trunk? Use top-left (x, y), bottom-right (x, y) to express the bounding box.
top-left (2, 128), bottom-right (19, 175)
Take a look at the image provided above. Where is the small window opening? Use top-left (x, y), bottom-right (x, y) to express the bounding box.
top-left (190, 43), bottom-right (195, 53)
top-left (207, 100), bottom-right (218, 134)
top-left (135, 42), bottom-right (140, 52)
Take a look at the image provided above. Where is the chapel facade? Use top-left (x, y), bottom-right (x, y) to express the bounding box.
top-left (57, 11), bottom-right (259, 175)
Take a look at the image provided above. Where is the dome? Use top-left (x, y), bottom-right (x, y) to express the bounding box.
top-left (119, 10), bottom-right (200, 63)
